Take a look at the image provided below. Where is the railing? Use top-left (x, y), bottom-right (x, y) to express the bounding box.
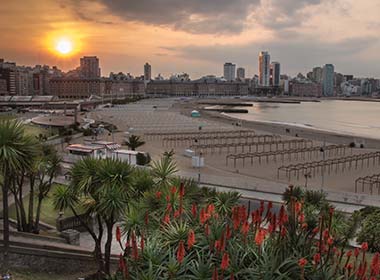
top-left (56, 213), bottom-right (94, 232)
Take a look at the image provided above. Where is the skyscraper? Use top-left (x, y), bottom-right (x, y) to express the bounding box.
top-left (144, 63), bottom-right (152, 81)
top-left (259, 51), bottom-right (270, 86)
top-left (80, 56), bottom-right (100, 78)
top-left (312, 67), bottom-right (323, 83)
top-left (322, 64), bottom-right (334, 96)
top-left (236, 67), bottom-right (245, 80)
top-left (270, 62), bottom-right (280, 86)
top-left (223, 62), bottom-right (236, 81)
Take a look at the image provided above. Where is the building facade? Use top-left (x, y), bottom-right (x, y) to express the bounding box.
top-left (50, 78), bottom-right (106, 99)
top-left (289, 81), bottom-right (322, 97)
top-left (236, 67), bottom-right (245, 80)
top-left (259, 51), bottom-right (270, 86)
top-left (80, 56), bottom-right (101, 78)
top-left (223, 63), bottom-right (236, 81)
top-left (144, 63), bottom-right (152, 81)
top-left (270, 62), bottom-right (280, 86)
top-left (322, 64), bottom-right (335, 96)
top-left (146, 78), bottom-right (248, 97)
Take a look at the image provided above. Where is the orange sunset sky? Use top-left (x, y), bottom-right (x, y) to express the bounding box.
top-left (1, 0), bottom-right (379, 79)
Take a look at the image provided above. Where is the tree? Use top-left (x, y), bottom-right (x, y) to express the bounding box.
top-left (150, 156), bottom-right (178, 188)
top-left (124, 135), bottom-right (145, 151)
top-left (53, 158), bottom-right (140, 277)
top-left (34, 146), bottom-right (61, 232)
top-left (0, 120), bottom-right (37, 271)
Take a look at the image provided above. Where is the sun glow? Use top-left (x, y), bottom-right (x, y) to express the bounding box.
top-left (56, 38), bottom-right (73, 54)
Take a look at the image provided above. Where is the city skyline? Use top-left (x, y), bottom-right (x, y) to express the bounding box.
top-left (1, 1), bottom-right (379, 78)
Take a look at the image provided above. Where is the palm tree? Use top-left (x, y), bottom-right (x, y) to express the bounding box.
top-left (53, 158), bottom-right (136, 277)
top-left (34, 146), bottom-right (61, 232)
top-left (151, 156), bottom-right (178, 188)
top-left (0, 120), bottom-right (37, 271)
top-left (124, 135), bottom-right (145, 151)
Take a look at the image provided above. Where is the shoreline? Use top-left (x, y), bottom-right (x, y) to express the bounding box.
top-left (187, 105), bottom-right (380, 149)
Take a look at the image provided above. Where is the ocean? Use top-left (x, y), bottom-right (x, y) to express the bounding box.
top-left (225, 100), bottom-right (380, 140)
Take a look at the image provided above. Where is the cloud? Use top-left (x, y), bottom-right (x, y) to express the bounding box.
top-left (91, 0), bottom-right (260, 34)
top-left (253, 0), bottom-right (325, 29)
top-left (165, 36), bottom-right (378, 76)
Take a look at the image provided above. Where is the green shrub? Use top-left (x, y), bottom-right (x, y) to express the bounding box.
top-left (357, 210), bottom-right (380, 252)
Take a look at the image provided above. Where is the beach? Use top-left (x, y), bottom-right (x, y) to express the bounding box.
top-left (88, 98), bottom-right (380, 207)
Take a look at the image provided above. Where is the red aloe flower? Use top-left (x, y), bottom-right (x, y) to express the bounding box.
top-left (212, 266), bottom-right (219, 280)
top-left (230, 272), bottom-right (234, 280)
top-left (268, 213), bottom-right (277, 233)
top-left (144, 211), bottom-right (149, 225)
top-left (255, 228), bottom-right (267, 246)
top-left (166, 203), bottom-right (172, 212)
top-left (131, 231), bottom-right (138, 260)
top-left (214, 240), bottom-right (221, 252)
top-left (207, 204), bottom-right (215, 215)
top-left (295, 202), bottom-right (302, 214)
top-left (155, 191), bottom-right (162, 199)
top-left (241, 220), bottom-right (250, 236)
top-left (187, 229), bottom-right (196, 250)
top-left (170, 186), bottom-right (177, 194)
top-left (116, 226), bottom-right (121, 242)
top-left (177, 240), bottom-right (185, 263)
top-left (220, 230), bottom-right (226, 252)
top-left (163, 214), bottom-right (170, 224)
top-left (200, 208), bottom-right (207, 224)
top-left (221, 252), bottom-right (230, 271)
top-left (362, 242), bottom-right (369, 252)
top-left (313, 253), bottom-right (321, 265)
top-left (140, 233), bottom-right (145, 252)
top-left (280, 226), bottom-right (287, 237)
top-left (226, 224), bottom-right (232, 239)
top-left (174, 210), bottom-right (180, 218)
top-left (346, 250), bottom-right (353, 257)
top-left (354, 248), bottom-right (360, 258)
top-left (298, 258), bottom-right (308, 267)
top-left (322, 229), bottom-right (329, 240)
top-left (191, 203), bottom-right (197, 218)
top-left (298, 213), bottom-right (305, 224)
top-left (371, 252), bottom-right (380, 276)
top-left (179, 182), bottom-right (185, 198)
top-left (205, 223), bottom-right (210, 236)
top-left (166, 195), bottom-right (170, 202)
top-left (327, 237), bottom-right (334, 246)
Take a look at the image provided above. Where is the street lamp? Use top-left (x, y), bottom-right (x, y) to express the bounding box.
top-left (320, 139), bottom-right (326, 190)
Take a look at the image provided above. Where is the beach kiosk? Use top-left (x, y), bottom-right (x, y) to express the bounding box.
top-left (191, 110), bottom-right (201, 118)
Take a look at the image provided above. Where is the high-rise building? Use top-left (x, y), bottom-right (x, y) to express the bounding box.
top-left (258, 51), bottom-right (270, 86)
top-left (223, 63), bottom-right (236, 81)
top-left (270, 62), bottom-right (280, 86)
top-left (236, 67), bottom-right (245, 80)
top-left (144, 63), bottom-right (152, 81)
top-left (80, 56), bottom-right (101, 78)
top-left (0, 68), bottom-right (16, 95)
top-left (312, 67), bottom-right (323, 83)
top-left (322, 64), bottom-right (335, 96)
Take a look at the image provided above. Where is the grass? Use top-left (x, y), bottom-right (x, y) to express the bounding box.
top-left (7, 268), bottom-right (91, 280)
top-left (7, 184), bottom-right (76, 226)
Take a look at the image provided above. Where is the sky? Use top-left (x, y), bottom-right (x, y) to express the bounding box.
top-left (0, 0), bottom-right (379, 79)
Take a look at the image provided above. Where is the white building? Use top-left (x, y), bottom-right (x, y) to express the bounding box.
top-left (65, 144), bottom-right (107, 162)
top-left (223, 63), bottom-right (236, 81)
top-left (112, 149), bottom-right (148, 165)
top-left (259, 51), bottom-right (270, 86)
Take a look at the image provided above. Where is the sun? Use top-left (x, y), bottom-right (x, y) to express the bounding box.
top-left (55, 38), bottom-right (73, 55)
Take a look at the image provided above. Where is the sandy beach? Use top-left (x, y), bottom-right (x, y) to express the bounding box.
top-left (87, 98), bottom-right (380, 206)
